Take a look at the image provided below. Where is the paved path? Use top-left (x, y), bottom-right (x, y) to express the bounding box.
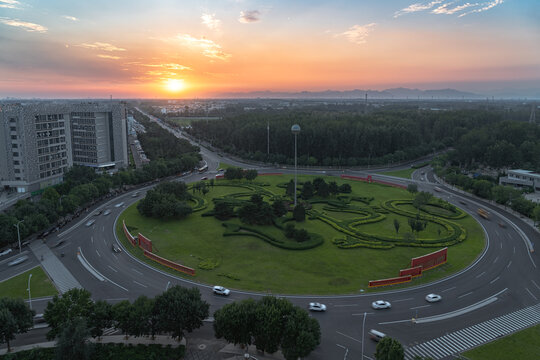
top-left (405, 303), bottom-right (540, 359)
top-left (29, 242), bottom-right (82, 294)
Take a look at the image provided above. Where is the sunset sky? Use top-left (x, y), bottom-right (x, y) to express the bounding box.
top-left (0, 0), bottom-right (539, 98)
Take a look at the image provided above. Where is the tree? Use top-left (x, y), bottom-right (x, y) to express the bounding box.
top-left (44, 288), bottom-right (94, 340)
top-left (252, 297), bottom-right (294, 354)
top-left (0, 297), bottom-right (34, 352)
top-left (130, 295), bottom-right (155, 338)
top-left (280, 307), bottom-right (321, 360)
top-left (154, 286), bottom-right (209, 340)
top-left (88, 300), bottom-right (113, 339)
top-left (245, 169), bottom-right (258, 181)
top-left (393, 219), bottom-right (400, 234)
top-left (112, 300), bottom-right (133, 338)
top-left (412, 192), bottom-right (432, 209)
top-left (407, 184), bottom-right (418, 194)
top-left (293, 204), bottom-right (306, 222)
top-left (55, 316), bottom-right (91, 360)
top-left (294, 229), bottom-right (309, 242)
top-left (338, 183), bottom-right (351, 193)
top-left (301, 181), bottom-right (314, 200)
top-left (285, 180), bottom-right (295, 197)
top-left (534, 205), bottom-right (540, 227)
top-left (214, 201), bottom-right (235, 220)
top-left (375, 337), bottom-right (404, 360)
top-left (214, 299), bottom-right (257, 348)
top-left (272, 199), bottom-right (288, 218)
top-left (328, 181), bottom-right (339, 195)
top-left (472, 180), bottom-right (493, 199)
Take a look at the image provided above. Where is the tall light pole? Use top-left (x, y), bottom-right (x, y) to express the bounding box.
top-left (291, 124), bottom-right (301, 207)
top-left (14, 220), bottom-right (24, 253)
top-left (27, 273), bottom-right (33, 310)
top-left (361, 311), bottom-right (367, 359)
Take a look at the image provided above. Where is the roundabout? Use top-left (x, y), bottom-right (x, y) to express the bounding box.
top-left (2, 117), bottom-right (539, 360)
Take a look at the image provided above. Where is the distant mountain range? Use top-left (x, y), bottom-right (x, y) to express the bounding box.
top-left (218, 87), bottom-right (485, 99)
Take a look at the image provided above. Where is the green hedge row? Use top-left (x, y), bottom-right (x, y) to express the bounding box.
top-left (0, 343), bottom-right (185, 360)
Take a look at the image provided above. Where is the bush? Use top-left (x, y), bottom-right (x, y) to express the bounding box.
top-left (293, 204), bottom-right (306, 222)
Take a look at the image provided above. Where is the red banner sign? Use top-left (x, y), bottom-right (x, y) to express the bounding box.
top-left (138, 233), bottom-right (153, 253)
top-left (143, 250), bottom-right (196, 276)
top-left (122, 220), bottom-right (137, 247)
top-left (368, 275), bottom-right (412, 288)
top-left (411, 247), bottom-right (448, 270)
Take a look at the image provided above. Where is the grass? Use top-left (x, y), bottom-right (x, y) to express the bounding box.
top-left (117, 175), bottom-right (484, 295)
top-left (378, 167), bottom-right (416, 179)
top-left (168, 116), bottom-right (221, 126)
top-left (0, 266), bottom-right (58, 299)
top-left (217, 161), bottom-right (236, 170)
top-left (463, 325), bottom-right (540, 360)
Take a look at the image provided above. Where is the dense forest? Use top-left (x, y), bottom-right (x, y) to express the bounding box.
top-left (186, 108), bottom-right (511, 167)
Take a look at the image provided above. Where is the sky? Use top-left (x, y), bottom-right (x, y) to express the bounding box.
top-left (0, 0), bottom-right (539, 98)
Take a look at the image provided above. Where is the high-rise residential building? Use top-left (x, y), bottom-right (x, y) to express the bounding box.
top-left (0, 102), bottom-right (128, 193)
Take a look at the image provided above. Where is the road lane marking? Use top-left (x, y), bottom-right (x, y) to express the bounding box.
top-left (507, 260), bottom-right (512, 269)
top-left (442, 286), bottom-right (456, 293)
top-left (532, 280), bottom-right (540, 291)
top-left (525, 288), bottom-right (537, 301)
top-left (107, 265), bottom-right (118, 273)
top-left (133, 280), bottom-right (148, 288)
top-left (490, 276), bottom-right (500, 284)
top-left (132, 268), bottom-right (143, 275)
top-left (91, 236), bottom-right (94, 244)
top-left (513, 246), bottom-right (516, 254)
top-left (77, 247), bottom-right (128, 292)
top-left (103, 238), bottom-right (106, 245)
top-left (500, 242), bottom-right (502, 249)
top-left (352, 312), bottom-right (374, 316)
top-left (336, 331), bottom-right (362, 344)
top-left (336, 344), bottom-right (348, 360)
top-left (96, 249), bottom-right (101, 257)
top-left (458, 292), bottom-right (473, 299)
top-left (393, 297), bottom-right (414, 302)
top-left (475, 272), bottom-right (486, 278)
top-left (410, 305), bottom-right (431, 310)
top-left (102, 226), bottom-right (105, 232)
top-left (493, 256), bottom-right (499, 264)
top-left (334, 304), bottom-right (359, 307)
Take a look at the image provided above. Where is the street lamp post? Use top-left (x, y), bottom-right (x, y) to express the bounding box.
top-left (27, 273), bottom-right (33, 310)
top-left (361, 312), bottom-right (367, 359)
top-left (14, 220), bottom-right (24, 253)
top-left (291, 124), bottom-right (301, 207)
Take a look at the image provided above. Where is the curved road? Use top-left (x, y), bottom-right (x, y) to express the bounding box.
top-left (1, 115), bottom-right (539, 360)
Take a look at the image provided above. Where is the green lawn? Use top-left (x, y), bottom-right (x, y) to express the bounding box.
top-left (217, 162), bottom-right (236, 170)
top-left (378, 167), bottom-right (415, 179)
top-left (463, 325), bottom-right (540, 360)
top-left (117, 175), bottom-right (484, 295)
top-left (0, 266), bottom-right (58, 299)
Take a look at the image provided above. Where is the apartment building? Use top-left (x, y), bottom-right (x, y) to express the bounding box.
top-left (499, 169), bottom-right (540, 192)
top-left (0, 102), bottom-right (128, 193)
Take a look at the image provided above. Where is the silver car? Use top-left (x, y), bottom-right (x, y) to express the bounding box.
top-left (213, 286), bottom-right (230, 296)
top-left (8, 255), bottom-right (29, 267)
top-left (308, 302), bottom-right (327, 312)
top-left (425, 294), bottom-right (442, 303)
top-left (85, 219), bottom-right (95, 227)
top-left (371, 300), bottom-right (391, 310)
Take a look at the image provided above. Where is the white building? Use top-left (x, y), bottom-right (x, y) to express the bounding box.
top-left (499, 169), bottom-right (540, 192)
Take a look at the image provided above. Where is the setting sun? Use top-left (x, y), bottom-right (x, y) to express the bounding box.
top-left (165, 79), bottom-right (185, 92)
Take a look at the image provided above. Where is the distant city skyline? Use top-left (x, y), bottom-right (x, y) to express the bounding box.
top-left (0, 0), bottom-right (539, 98)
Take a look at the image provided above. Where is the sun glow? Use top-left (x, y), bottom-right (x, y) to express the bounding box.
top-left (165, 79), bottom-right (185, 92)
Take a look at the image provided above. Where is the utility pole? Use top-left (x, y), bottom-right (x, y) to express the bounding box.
top-left (267, 121), bottom-right (270, 156)
top-left (291, 124), bottom-right (301, 207)
top-left (27, 273), bottom-right (33, 310)
top-left (14, 220), bottom-right (24, 253)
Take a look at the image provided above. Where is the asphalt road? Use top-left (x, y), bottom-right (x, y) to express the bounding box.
top-left (1, 113), bottom-right (539, 359)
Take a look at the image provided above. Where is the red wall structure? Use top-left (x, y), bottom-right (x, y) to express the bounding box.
top-left (122, 220), bottom-right (137, 247)
top-left (368, 275), bottom-right (412, 288)
top-left (411, 247), bottom-right (448, 270)
top-left (138, 233), bottom-right (153, 253)
top-left (399, 266), bottom-right (423, 277)
top-left (340, 175), bottom-right (407, 189)
top-left (143, 250), bottom-right (196, 276)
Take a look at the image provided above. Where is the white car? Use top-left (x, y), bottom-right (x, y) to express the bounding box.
top-left (8, 255), bottom-right (29, 267)
top-left (308, 302), bottom-right (327, 312)
top-left (371, 300), bottom-right (391, 310)
top-left (213, 285), bottom-right (230, 296)
top-left (425, 294), bottom-right (442, 303)
top-left (103, 209), bottom-right (111, 216)
top-left (85, 219), bottom-right (95, 227)
top-left (114, 202), bottom-right (125, 208)
top-left (0, 248), bottom-right (13, 257)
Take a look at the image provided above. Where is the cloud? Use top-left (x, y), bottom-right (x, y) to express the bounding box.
top-left (339, 23), bottom-right (376, 45)
top-left (201, 13), bottom-right (221, 30)
top-left (0, 17), bottom-right (47, 32)
top-left (458, 0), bottom-right (503, 17)
top-left (141, 63), bottom-right (192, 71)
top-left (0, 0), bottom-right (20, 9)
top-left (177, 34), bottom-right (231, 60)
top-left (97, 54), bottom-right (121, 60)
top-left (394, 0), bottom-right (503, 18)
top-left (77, 42), bottom-right (126, 52)
top-left (239, 10), bottom-right (260, 23)
top-left (394, 0), bottom-right (443, 17)
top-left (63, 15), bottom-right (79, 21)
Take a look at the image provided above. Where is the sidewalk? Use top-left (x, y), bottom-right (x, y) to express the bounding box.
top-left (29, 242), bottom-right (82, 294)
top-left (0, 335), bottom-right (186, 356)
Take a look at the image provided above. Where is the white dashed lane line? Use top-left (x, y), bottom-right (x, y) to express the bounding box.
top-left (458, 292), bottom-right (473, 299)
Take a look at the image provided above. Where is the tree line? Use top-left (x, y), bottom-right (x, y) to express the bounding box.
top-left (186, 108), bottom-right (504, 167)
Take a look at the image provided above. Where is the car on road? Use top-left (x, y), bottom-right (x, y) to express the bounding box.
top-left (217, 168), bottom-right (224, 172)
top-left (371, 300), bottom-right (391, 310)
top-left (425, 294), bottom-right (442, 303)
top-left (213, 285), bottom-right (230, 296)
top-left (308, 302), bottom-right (327, 312)
top-left (201, 177), bottom-right (208, 180)
top-left (132, 192), bottom-right (140, 198)
top-left (8, 255), bottom-right (29, 267)
top-left (103, 209), bottom-right (111, 216)
top-left (53, 239), bottom-right (65, 248)
top-left (112, 244), bottom-right (122, 253)
top-left (114, 202), bottom-right (125, 208)
top-left (33, 313), bottom-right (46, 324)
top-left (85, 219), bottom-right (95, 227)
top-left (0, 248), bottom-right (13, 257)
top-left (94, 210), bottom-right (103, 216)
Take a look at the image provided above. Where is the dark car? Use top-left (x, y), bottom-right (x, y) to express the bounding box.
top-left (112, 244), bottom-right (122, 253)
